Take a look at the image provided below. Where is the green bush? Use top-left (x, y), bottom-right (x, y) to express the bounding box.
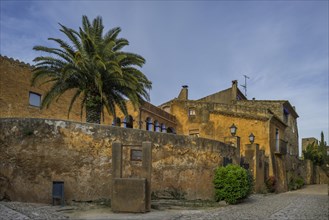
top-left (265, 176), bottom-right (277, 193)
top-left (213, 164), bottom-right (253, 204)
top-left (288, 175), bottom-right (304, 191)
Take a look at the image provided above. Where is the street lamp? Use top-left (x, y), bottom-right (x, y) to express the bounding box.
top-left (249, 133), bottom-right (255, 144)
top-left (230, 124), bottom-right (237, 136)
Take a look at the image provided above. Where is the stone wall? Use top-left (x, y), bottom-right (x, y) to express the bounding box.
top-left (300, 160), bottom-right (329, 184)
top-left (314, 166), bottom-right (329, 184)
top-left (0, 118), bottom-right (239, 204)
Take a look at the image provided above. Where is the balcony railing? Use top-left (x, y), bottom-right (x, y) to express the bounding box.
top-left (141, 102), bottom-right (176, 123)
top-left (274, 139), bottom-right (287, 155)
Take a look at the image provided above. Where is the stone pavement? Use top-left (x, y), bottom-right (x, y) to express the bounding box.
top-left (0, 184), bottom-right (328, 220)
top-left (0, 202), bottom-right (68, 220)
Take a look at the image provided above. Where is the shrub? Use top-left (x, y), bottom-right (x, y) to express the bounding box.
top-left (288, 175), bottom-right (304, 191)
top-left (213, 164), bottom-right (253, 204)
top-left (265, 176), bottom-right (277, 193)
top-left (295, 176), bottom-right (304, 188)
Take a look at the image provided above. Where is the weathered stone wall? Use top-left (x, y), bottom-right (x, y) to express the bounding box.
top-left (0, 118), bottom-right (238, 204)
top-left (238, 100), bottom-right (299, 157)
top-left (301, 137), bottom-right (318, 154)
top-left (314, 166), bottom-right (329, 184)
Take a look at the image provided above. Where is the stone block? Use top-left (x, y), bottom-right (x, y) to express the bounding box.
top-left (111, 178), bottom-right (146, 213)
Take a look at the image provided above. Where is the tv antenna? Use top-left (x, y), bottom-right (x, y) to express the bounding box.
top-left (241, 75), bottom-right (250, 97)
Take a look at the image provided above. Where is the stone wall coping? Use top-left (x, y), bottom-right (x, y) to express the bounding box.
top-left (0, 55), bottom-right (34, 68)
top-left (209, 110), bottom-right (269, 121)
top-left (0, 117), bottom-right (235, 152)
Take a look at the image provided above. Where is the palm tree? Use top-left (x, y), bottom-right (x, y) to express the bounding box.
top-left (32, 15), bottom-right (152, 124)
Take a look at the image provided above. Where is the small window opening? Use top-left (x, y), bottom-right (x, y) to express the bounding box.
top-left (189, 108), bottom-right (196, 116)
top-left (29, 92), bottom-right (41, 107)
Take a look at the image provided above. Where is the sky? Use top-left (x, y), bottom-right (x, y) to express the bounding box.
top-left (1, 0), bottom-right (328, 152)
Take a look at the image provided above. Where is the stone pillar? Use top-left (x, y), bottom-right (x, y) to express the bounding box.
top-left (257, 150), bottom-right (265, 191)
top-left (244, 143), bottom-right (263, 191)
top-left (142, 141), bottom-right (152, 211)
top-left (305, 159), bottom-right (314, 184)
top-left (112, 141), bottom-right (122, 179)
top-left (224, 136), bottom-right (240, 164)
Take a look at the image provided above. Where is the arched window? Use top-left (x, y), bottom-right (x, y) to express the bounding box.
top-left (146, 117), bottom-right (152, 131)
top-left (113, 117), bottom-right (121, 127)
top-left (124, 115), bottom-right (133, 128)
top-left (167, 127), bottom-right (175, 134)
top-left (161, 123), bottom-right (166, 133)
top-left (154, 120), bottom-right (160, 132)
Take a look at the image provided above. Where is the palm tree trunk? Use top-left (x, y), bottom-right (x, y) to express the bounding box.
top-left (86, 104), bottom-right (102, 124)
top-left (86, 94), bottom-right (102, 124)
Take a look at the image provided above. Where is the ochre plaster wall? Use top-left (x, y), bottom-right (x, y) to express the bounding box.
top-left (167, 100), bottom-right (270, 156)
top-left (0, 56), bottom-right (84, 122)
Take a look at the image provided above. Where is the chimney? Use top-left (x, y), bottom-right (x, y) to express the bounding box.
top-left (178, 85), bottom-right (188, 100)
top-left (231, 80), bottom-right (238, 102)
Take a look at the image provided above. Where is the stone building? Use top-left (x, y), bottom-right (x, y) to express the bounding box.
top-left (1, 55), bottom-right (301, 193)
top-left (158, 81), bottom-right (299, 191)
top-left (0, 55), bottom-right (176, 133)
top-left (301, 137), bottom-right (318, 153)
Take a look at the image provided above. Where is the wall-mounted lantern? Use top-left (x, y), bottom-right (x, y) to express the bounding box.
top-left (249, 133), bottom-right (255, 144)
top-left (230, 124), bottom-right (237, 136)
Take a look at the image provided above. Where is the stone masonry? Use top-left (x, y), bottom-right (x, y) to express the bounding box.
top-left (0, 118), bottom-right (239, 204)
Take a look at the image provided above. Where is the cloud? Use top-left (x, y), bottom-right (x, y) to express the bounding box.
top-left (1, 1), bottom-right (328, 145)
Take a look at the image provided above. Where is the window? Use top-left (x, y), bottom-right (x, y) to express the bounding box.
top-left (154, 120), bottom-right (161, 132)
top-left (189, 129), bottom-right (199, 137)
top-left (112, 117), bottom-right (121, 126)
top-left (275, 128), bottom-right (280, 152)
top-left (188, 108), bottom-right (196, 116)
top-left (29, 92), bottom-right (41, 107)
top-left (283, 108), bottom-right (289, 124)
top-left (146, 117), bottom-right (152, 131)
top-left (124, 115), bottom-right (133, 128)
top-left (167, 127), bottom-right (175, 134)
top-left (161, 124), bottom-right (166, 133)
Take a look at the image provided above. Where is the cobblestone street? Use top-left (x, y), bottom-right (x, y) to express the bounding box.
top-left (0, 184), bottom-right (327, 220)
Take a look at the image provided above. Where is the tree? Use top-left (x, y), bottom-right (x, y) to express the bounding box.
top-left (303, 131), bottom-right (328, 166)
top-left (319, 131), bottom-right (328, 166)
top-left (32, 15), bottom-right (152, 123)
